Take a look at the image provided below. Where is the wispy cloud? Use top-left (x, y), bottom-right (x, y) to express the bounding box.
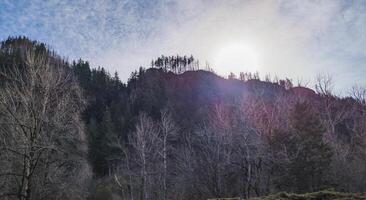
top-left (0, 0), bottom-right (365, 92)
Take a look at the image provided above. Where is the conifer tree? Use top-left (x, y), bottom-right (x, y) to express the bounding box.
top-left (286, 101), bottom-right (333, 192)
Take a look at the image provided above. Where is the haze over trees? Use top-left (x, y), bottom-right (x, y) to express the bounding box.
top-left (1, 37), bottom-right (366, 200)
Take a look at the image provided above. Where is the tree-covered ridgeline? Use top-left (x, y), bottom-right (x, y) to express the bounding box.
top-left (1, 37), bottom-right (366, 200)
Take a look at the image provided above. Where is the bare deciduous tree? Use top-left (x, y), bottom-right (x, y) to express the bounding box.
top-left (159, 109), bottom-right (177, 200)
top-left (128, 113), bottom-right (160, 200)
top-left (0, 48), bottom-right (90, 200)
top-left (349, 85), bottom-right (366, 104)
top-left (315, 73), bottom-right (333, 96)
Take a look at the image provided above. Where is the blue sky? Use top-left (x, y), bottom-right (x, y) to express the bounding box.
top-left (0, 0), bottom-right (366, 93)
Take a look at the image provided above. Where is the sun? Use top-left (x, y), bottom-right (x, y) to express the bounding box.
top-left (213, 42), bottom-right (260, 77)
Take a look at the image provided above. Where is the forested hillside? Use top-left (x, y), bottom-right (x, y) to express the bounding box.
top-left (1, 37), bottom-right (366, 200)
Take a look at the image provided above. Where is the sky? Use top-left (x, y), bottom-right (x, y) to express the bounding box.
top-left (0, 0), bottom-right (366, 93)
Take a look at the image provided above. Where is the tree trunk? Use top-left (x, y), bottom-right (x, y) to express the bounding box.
top-left (163, 135), bottom-right (167, 200)
top-left (23, 155), bottom-right (32, 200)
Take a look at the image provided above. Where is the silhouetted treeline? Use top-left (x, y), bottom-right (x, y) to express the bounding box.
top-left (151, 55), bottom-right (200, 73)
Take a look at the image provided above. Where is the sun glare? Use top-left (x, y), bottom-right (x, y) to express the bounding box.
top-left (213, 42), bottom-right (260, 77)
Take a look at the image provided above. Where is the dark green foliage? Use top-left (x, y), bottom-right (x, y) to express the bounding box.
top-left (280, 102), bottom-right (333, 192)
top-left (72, 60), bottom-right (128, 176)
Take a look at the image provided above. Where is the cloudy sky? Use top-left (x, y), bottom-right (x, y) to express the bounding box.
top-left (0, 0), bottom-right (365, 92)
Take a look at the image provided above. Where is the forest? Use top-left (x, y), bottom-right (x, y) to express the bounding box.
top-left (1, 37), bottom-right (366, 200)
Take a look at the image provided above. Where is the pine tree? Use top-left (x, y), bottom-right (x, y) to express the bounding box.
top-left (286, 101), bottom-right (333, 192)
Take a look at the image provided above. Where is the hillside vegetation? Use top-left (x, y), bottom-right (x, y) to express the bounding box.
top-left (1, 37), bottom-right (366, 200)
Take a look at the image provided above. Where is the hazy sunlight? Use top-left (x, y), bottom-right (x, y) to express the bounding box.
top-left (213, 42), bottom-right (260, 76)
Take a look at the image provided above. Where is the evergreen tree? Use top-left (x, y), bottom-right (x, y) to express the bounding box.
top-left (88, 108), bottom-right (118, 176)
top-left (286, 101), bottom-right (333, 192)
